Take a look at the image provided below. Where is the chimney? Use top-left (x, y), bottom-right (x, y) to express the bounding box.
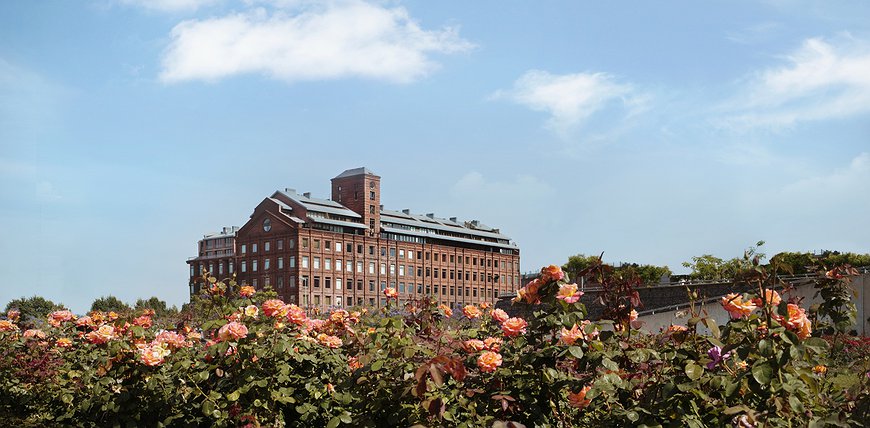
top-left (402, 209), bottom-right (410, 215)
top-left (426, 213), bottom-right (435, 219)
top-left (303, 192), bottom-right (311, 198)
top-left (449, 217), bottom-right (457, 223)
top-left (285, 188), bottom-right (296, 194)
top-left (471, 220), bottom-right (480, 227)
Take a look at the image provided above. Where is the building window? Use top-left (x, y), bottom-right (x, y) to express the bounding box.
top-left (314, 277), bottom-right (320, 288)
top-left (369, 246), bottom-right (374, 255)
top-left (241, 261), bottom-right (247, 273)
top-left (399, 249), bottom-right (405, 259)
top-left (277, 240), bottom-right (283, 250)
top-left (346, 260), bottom-right (352, 272)
top-left (241, 244), bottom-right (247, 254)
top-left (324, 258), bottom-right (331, 270)
top-left (264, 258), bottom-right (270, 270)
top-left (253, 260), bottom-right (258, 272)
top-left (314, 257), bottom-right (320, 269)
top-left (302, 256), bottom-right (309, 268)
top-left (277, 276), bottom-right (283, 289)
top-left (346, 243), bottom-right (353, 252)
top-left (390, 264), bottom-right (395, 275)
top-left (357, 261), bottom-right (363, 273)
top-left (369, 191), bottom-right (375, 200)
top-left (264, 276), bottom-right (271, 287)
top-left (253, 243), bottom-right (258, 253)
top-left (336, 259), bottom-right (342, 271)
top-left (325, 240), bottom-right (331, 251)
top-left (302, 275), bottom-right (309, 287)
top-left (289, 256), bottom-right (295, 268)
top-left (369, 262), bottom-right (375, 274)
top-left (389, 248), bottom-right (396, 258)
top-left (314, 239), bottom-right (320, 249)
top-left (252, 278), bottom-right (257, 287)
top-left (189, 265), bottom-right (194, 277)
top-left (278, 257), bottom-right (284, 269)
top-left (357, 280), bottom-right (363, 290)
top-left (302, 238), bottom-right (308, 248)
top-left (369, 205), bottom-right (375, 214)
top-left (325, 277), bottom-right (331, 289)
top-left (229, 261), bottom-right (234, 273)
top-left (288, 239), bottom-right (295, 249)
top-left (399, 265), bottom-right (405, 276)
top-left (347, 296), bottom-right (353, 306)
top-left (335, 242), bottom-right (342, 252)
top-left (380, 263), bottom-right (386, 275)
top-left (218, 262), bottom-right (224, 275)
top-left (369, 281), bottom-right (375, 292)
top-left (346, 279), bottom-right (352, 290)
top-left (264, 241), bottom-right (270, 252)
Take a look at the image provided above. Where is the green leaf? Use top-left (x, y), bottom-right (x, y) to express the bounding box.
top-left (803, 337), bottom-right (829, 353)
top-left (752, 361), bottom-right (773, 385)
top-left (758, 339), bottom-right (773, 356)
top-left (568, 346), bottom-right (584, 359)
top-left (327, 416), bottom-right (341, 428)
top-left (371, 360), bottom-right (384, 371)
top-left (685, 363), bottom-right (703, 381)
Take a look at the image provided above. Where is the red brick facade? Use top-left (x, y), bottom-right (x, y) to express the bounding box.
top-left (190, 168), bottom-right (520, 310)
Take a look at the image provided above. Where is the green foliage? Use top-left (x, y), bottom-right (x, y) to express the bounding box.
top-left (564, 254), bottom-right (671, 286)
top-left (4, 296), bottom-right (64, 327)
top-left (89, 295), bottom-right (132, 314)
top-left (134, 296), bottom-right (178, 319)
top-left (0, 264), bottom-right (866, 427)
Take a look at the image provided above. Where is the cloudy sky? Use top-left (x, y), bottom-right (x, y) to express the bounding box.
top-left (1, 0), bottom-right (868, 313)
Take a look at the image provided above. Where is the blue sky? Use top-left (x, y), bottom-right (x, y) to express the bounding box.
top-left (1, 0), bottom-right (868, 314)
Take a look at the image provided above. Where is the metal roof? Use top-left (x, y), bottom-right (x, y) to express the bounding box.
top-left (275, 190), bottom-right (361, 219)
top-left (333, 167), bottom-right (378, 179)
top-left (381, 225), bottom-right (518, 250)
top-left (380, 209), bottom-right (511, 241)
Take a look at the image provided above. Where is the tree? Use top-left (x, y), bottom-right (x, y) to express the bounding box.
top-left (134, 297), bottom-right (178, 319)
top-left (619, 263), bottom-right (672, 285)
top-left (562, 254), bottom-right (602, 281)
top-left (90, 295), bottom-right (131, 314)
top-left (681, 254), bottom-right (742, 280)
top-left (4, 296), bottom-right (63, 327)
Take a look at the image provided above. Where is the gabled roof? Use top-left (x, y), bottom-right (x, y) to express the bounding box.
top-left (274, 190), bottom-right (361, 219)
top-left (333, 167), bottom-right (378, 179)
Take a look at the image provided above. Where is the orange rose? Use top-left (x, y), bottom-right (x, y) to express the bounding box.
top-left (348, 356), bottom-right (362, 371)
top-left (479, 302), bottom-right (490, 310)
top-left (462, 305), bottom-right (482, 319)
top-left (773, 303), bottom-right (812, 339)
top-left (813, 365), bottom-right (827, 375)
top-left (462, 339), bottom-right (486, 353)
top-left (239, 285), bottom-right (256, 297)
top-left (0, 320), bottom-right (18, 332)
top-left (154, 331), bottom-right (187, 349)
top-left (438, 304), bottom-right (453, 318)
top-left (721, 293), bottom-right (757, 319)
top-left (6, 310), bottom-right (19, 321)
top-left (86, 325), bottom-right (115, 344)
top-left (317, 333), bottom-right (343, 348)
top-left (560, 324), bottom-right (584, 346)
top-left (23, 329), bottom-right (46, 340)
top-left (286, 305), bottom-right (307, 326)
top-left (477, 351), bottom-right (503, 373)
top-left (752, 289), bottom-right (782, 308)
top-left (217, 321), bottom-right (248, 342)
top-left (490, 308), bottom-right (509, 323)
top-left (55, 337), bottom-right (73, 348)
top-left (484, 337), bottom-right (503, 352)
top-left (383, 287), bottom-right (398, 298)
top-left (48, 310), bottom-right (75, 327)
top-left (556, 283), bottom-right (583, 304)
top-left (133, 315), bottom-right (153, 328)
top-left (541, 265), bottom-right (565, 283)
top-left (139, 344), bottom-right (170, 366)
top-left (262, 299), bottom-right (288, 317)
top-left (501, 317), bottom-right (528, 337)
top-left (567, 385), bottom-right (592, 409)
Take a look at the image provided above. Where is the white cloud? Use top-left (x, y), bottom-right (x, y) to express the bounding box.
top-left (721, 36), bottom-right (870, 129)
top-left (118, 0), bottom-right (220, 13)
top-left (782, 152), bottom-right (870, 197)
top-left (492, 70), bottom-right (637, 135)
top-left (159, 1), bottom-right (473, 84)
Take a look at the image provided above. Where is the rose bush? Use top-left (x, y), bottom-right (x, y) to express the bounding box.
top-left (0, 263), bottom-right (867, 427)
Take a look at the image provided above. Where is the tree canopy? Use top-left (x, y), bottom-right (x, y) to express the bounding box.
top-left (562, 254), bottom-right (671, 286)
top-left (4, 296), bottom-right (64, 327)
top-left (90, 295), bottom-right (131, 314)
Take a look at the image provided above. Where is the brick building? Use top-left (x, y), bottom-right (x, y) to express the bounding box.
top-left (197, 167), bottom-right (520, 310)
top-left (187, 226), bottom-right (240, 295)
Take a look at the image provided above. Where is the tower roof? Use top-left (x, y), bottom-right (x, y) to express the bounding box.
top-left (333, 167), bottom-right (378, 179)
